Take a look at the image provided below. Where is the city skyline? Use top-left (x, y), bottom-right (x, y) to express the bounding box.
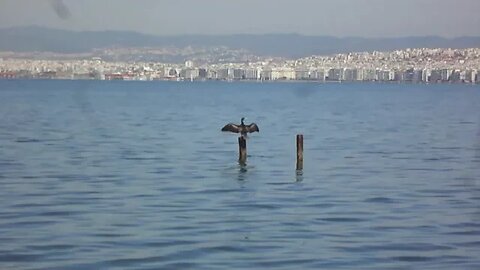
top-left (0, 0), bottom-right (480, 38)
top-left (2, 47), bottom-right (479, 84)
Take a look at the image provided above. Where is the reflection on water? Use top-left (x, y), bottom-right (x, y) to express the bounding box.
top-left (295, 170), bottom-right (304, 182)
top-left (237, 164), bottom-right (249, 182)
top-left (0, 80), bottom-right (479, 269)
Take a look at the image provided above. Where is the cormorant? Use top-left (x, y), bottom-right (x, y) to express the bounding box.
top-left (221, 117), bottom-right (259, 137)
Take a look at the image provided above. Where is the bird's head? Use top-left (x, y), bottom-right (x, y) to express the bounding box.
top-left (241, 117), bottom-right (245, 125)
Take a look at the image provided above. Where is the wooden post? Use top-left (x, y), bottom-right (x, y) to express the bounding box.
top-left (296, 134), bottom-right (304, 171)
top-left (238, 136), bottom-right (247, 164)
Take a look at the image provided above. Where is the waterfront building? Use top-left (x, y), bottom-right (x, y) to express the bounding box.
top-left (449, 70), bottom-right (461, 82)
top-left (422, 69), bottom-right (430, 82)
top-left (472, 70), bottom-right (478, 83)
top-left (207, 69), bottom-right (217, 79)
top-left (313, 69), bottom-right (326, 81)
top-left (413, 70), bottom-right (423, 83)
top-left (403, 68), bottom-right (415, 82)
top-left (227, 68), bottom-right (235, 80)
top-left (154, 68), bottom-right (165, 78)
top-left (343, 69), bottom-right (358, 81)
top-left (464, 70), bottom-right (472, 82)
top-left (245, 68), bottom-right (259, 80)
top-left (460, 70), bottom-right (467, 82)
top-left (357, 69), bottom-right (364, 81)
top-left (429, 70), bottom-right (442, 83)
top-left (295, 69), bottom-right (309, 80)
top-left (165, 68), bottom-right (177, 78)
top-left (233, 69), bottom-right (245, 80)
top-left (198, 68), bottom-right (207, 79)
top-left (217, 69), bottom-right (229, 80)
top-left (441, 69), bottom-right (452, 81)
top-left (272, 68), bottom-right (295, 80)
top-left (393, 70), bottom-right (404, 82)
top-left (363, 69), bottom-right (376, 81)
top-left (271, 68), bottom-right (283, 80)
top-left (327, 68), bottom-right (343, 81)
top-left (376, 70), bottom-right (391, 81)
top-left (261, 68), bottom-right (272, 80)
top-left (184, 68), bottom-right (199, 81)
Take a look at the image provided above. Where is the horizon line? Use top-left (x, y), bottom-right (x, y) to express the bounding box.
top-left (2, 25), bottom-right (480, 39)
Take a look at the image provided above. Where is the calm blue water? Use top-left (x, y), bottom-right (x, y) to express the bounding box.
top-left (0, 80), bottom-right (479, 269)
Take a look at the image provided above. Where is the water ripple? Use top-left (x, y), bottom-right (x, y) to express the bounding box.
top-left (0, 81), bottom-right (479, 270)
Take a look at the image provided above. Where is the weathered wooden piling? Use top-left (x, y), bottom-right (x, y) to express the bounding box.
top-left (238, 136), bottom-right (247, 164)
top-left (296, 134), bottom-right (304, 171)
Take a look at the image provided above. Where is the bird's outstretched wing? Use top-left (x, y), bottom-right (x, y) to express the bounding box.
top-left (246, 123), bottom-right (259, 133)
top-left (221, 123), bottom-right (241, 133)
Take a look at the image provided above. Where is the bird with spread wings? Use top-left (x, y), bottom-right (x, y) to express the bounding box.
top-left (221, 117), bottom-right (259, 137)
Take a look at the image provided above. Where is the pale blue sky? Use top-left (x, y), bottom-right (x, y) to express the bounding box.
top-left (0, 0), bottom-right (479, 37)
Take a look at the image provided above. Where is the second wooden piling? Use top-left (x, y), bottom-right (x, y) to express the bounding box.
top-left (296, 134), bottom-right (304, 171)
top-left (238, 136), bottom-right (247, 164)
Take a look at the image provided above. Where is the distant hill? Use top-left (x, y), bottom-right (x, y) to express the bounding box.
top-left (1, 26), bottom-right (480, 58)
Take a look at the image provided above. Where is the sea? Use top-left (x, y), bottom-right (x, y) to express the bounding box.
top-left (0, 80), bottom-right (479, 269)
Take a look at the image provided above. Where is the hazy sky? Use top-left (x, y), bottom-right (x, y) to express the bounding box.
top-left (1, 0), bottom-right (479, 37)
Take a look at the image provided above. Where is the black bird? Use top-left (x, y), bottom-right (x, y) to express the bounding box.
top-left (222, 117), bottom-right (259, 137)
